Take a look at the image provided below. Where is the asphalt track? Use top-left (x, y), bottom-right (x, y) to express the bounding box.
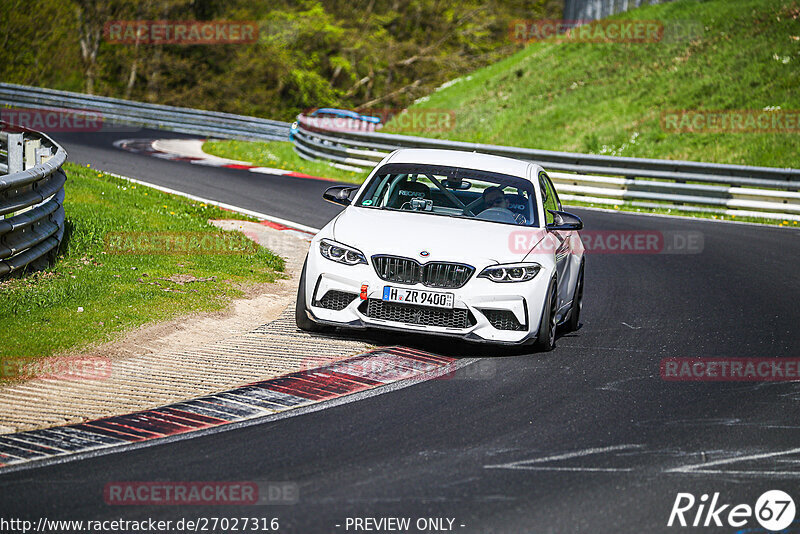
top-left (2, 128), bottom-right (799, 533)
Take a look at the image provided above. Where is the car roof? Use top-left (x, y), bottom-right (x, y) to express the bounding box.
top-left (384, 148), bottom-right (539, 180)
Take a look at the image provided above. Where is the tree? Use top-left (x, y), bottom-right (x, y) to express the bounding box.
top-left (74, 0), bottom-right (112, 94)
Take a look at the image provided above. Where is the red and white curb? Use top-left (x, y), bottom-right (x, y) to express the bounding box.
top-left (113, 138), bottom-right (336, 182)
top-left (0, 347), bottom-right (468, 474)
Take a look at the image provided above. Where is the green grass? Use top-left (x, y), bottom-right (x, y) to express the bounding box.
top-left (384, 0), bottom-right (800, 169)
top-left (203, 139), bottom-right (368, 184)
top-left (0, 163), bottom-right (284, 376)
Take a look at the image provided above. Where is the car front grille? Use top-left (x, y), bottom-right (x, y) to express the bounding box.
top-left (314, 290), bottom-right (358, 311)
top-left (372, 255), bottom-right (421, 285)
top-left (480, 309), bottom-right (526, 331)
top-left (362, 299), bottom-right (474, 329)
top-left (372, 255), bottom-right (474, 289)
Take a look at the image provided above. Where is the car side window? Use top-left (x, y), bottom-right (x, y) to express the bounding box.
top-left (539, 172), bottom-right (558, 224)
top-left (546, 175), bottom-right (562, 211)
top-left (538, 174), bottom-right (548, 204)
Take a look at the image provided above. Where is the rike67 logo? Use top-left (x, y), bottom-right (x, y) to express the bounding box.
top-left (668, 490), bottom-right (796, 531)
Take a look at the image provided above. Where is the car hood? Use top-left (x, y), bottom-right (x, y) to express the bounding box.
top-left (332, 207), bottom-right (546, 265)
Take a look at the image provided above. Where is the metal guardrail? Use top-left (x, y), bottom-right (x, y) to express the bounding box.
top-left (0, 83), bottom-right (290, 142)
top-left (0, 122), bottom-right (67, 277)
top-left (293, 115), bottom-right (800, 221)
top-left (2, 83), bottom-right (797, 222)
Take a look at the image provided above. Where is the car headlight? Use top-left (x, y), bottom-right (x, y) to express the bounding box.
top-left (319, 239), bottom-right (367, 266)
top-left (478, 262), bottom-right (541, 283)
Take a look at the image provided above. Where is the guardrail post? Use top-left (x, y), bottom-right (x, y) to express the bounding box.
top-left (35, 146), bottom-right (53, 165)
top-left (24, 138), bottom-right (40, 169)
top-left (7, 132), bottom-right (23, 174)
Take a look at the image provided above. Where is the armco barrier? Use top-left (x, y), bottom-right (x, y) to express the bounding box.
top-left (0, 122), bottom-right (67, 277)
top-left (3, 83), bottom-right (796, 222)
top-left (0, 83), bottom-right (290, 142)
top-left (293, 114), bottom-right (800, 221)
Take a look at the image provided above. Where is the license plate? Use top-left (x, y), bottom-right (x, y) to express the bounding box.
top-left (382, 286), bottom-right (454, 309)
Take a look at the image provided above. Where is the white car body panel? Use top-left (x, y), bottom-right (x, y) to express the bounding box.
top-left (300, 148), bottom-right (585, 345)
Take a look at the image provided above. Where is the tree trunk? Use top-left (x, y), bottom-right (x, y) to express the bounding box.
top-left (76, 5), bottom-right (101, 94)
top-left (146, 47), bottom-right (162, 103)
top-left (124, 32), bottom-right (141, 99)
top-left (124, 58), bottom-right (138, 100)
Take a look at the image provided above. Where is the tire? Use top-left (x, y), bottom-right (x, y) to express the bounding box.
top-left (566, 261), bottom-right (584, 333)
top-left (295, 258), bottom-right (327, 333)
top-left (533, 279), bottom-right (558, 352)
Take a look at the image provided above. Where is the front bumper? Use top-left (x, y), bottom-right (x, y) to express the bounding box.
top-left (303, 251), bottom-right (551, 345)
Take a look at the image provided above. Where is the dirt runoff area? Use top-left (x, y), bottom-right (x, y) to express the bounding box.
top-left (0, 220), bottom-right (375, 434)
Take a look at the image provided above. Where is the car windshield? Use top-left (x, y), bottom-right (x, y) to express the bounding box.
top-left (355, 163), bottom-right (538, 226)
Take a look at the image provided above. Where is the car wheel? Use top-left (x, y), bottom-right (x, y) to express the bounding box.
top-left (566, 261), bottom-right (584, 332)
top-left (295, 258), bottom-right (328, 333)
top-left (534, 279), bottom-right (558, 352)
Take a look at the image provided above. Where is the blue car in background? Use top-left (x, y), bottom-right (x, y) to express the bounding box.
top-left (290, 108), bottom-right (382, 140)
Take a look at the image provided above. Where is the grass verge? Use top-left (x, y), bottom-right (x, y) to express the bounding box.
top-left (0, 162), bottom-right (284, 376)
top-left (203, 139), bottom-right (368, 184)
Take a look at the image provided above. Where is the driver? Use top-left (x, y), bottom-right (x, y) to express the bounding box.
top-left (482, 186), bottom-right (527, 224)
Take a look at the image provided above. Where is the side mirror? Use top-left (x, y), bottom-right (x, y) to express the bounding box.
top-left (323, 185), bottom-right (358, 206)
top-left (547, 210), bottom-right (583, 231)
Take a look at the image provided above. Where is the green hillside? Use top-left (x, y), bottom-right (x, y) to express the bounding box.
top-left (385, 0), bottom-right (800, 168)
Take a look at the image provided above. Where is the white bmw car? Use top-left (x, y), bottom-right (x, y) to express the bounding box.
top-left (296, 149), bottom-right (585, 350)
